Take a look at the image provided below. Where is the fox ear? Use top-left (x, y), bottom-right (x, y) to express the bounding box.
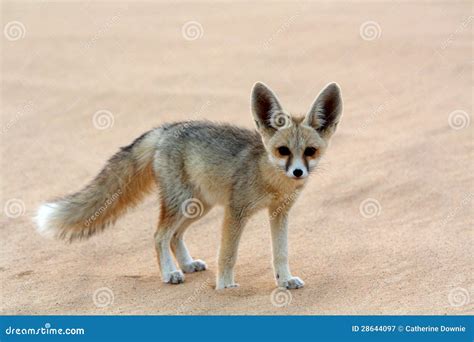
top-left (304, 83), bottom-right (343, 136)
top-left (251, 82), bottom-right (289, 135)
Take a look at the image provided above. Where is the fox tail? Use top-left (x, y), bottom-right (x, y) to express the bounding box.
top-left (35, 129), bottom-right (160, 242)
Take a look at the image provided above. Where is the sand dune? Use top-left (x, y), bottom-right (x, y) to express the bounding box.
top-left (1, 1), bottom-right (472, 314)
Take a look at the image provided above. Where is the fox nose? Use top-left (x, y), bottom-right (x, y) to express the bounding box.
top-left (293, 169), bottom-right (303, 178)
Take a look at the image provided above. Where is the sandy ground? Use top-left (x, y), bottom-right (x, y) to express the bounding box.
top-left (1, 1), bottom-right (472, 315)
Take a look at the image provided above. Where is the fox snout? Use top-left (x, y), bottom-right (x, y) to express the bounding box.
top-left (270, 141), bottom-right (322, 180)
top-left (292, 168), bottom-right (304, 178)
top-left (277, 148), bottom-right (319, 180)
top-left (286, 157), bottom-right (309, 180)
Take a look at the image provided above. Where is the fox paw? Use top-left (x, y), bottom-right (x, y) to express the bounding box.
top-left (182, 260), bottom-right (207, 273)
top-left (164, 270), bottom-right (185, 284)
top-left (280, 277), bottom-right (304, 289)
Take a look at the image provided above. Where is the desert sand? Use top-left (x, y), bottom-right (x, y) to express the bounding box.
top-left (1, 1), bottom-right (472, 315)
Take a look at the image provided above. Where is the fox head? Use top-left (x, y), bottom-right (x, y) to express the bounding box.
top-left (251, 82), bottom-right (343, 180)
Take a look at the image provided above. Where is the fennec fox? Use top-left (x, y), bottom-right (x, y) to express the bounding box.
top-left (36, 82), bottom-right (343, 289)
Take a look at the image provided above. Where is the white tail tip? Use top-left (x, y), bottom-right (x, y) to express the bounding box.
top-left (35, 203), bottom-right (59, 238)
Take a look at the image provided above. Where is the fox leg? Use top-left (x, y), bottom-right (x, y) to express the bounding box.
top-left (154, 213), bottom-right (185, 284)
top-left (171, 207), bottom-right (210, 273)
top-left (216, 207), bottom-right (248, 289)
top-left (269, 210), bottom-right (304, 289)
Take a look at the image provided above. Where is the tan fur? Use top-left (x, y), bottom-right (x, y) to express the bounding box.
top-left (36, 82), bottom-right (343, 289)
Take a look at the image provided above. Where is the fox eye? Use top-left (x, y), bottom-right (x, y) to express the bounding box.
top-left (277, 146), bottom-right (291, 156)
top-left (304, 147), bottom-right (317, 157)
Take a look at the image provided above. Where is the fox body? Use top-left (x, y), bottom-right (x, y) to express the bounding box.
top-left (36, 82), bottom-right (343, 289)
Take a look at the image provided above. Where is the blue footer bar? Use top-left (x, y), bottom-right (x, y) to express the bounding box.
top-left (0, 316), bottom-right (472, 342)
